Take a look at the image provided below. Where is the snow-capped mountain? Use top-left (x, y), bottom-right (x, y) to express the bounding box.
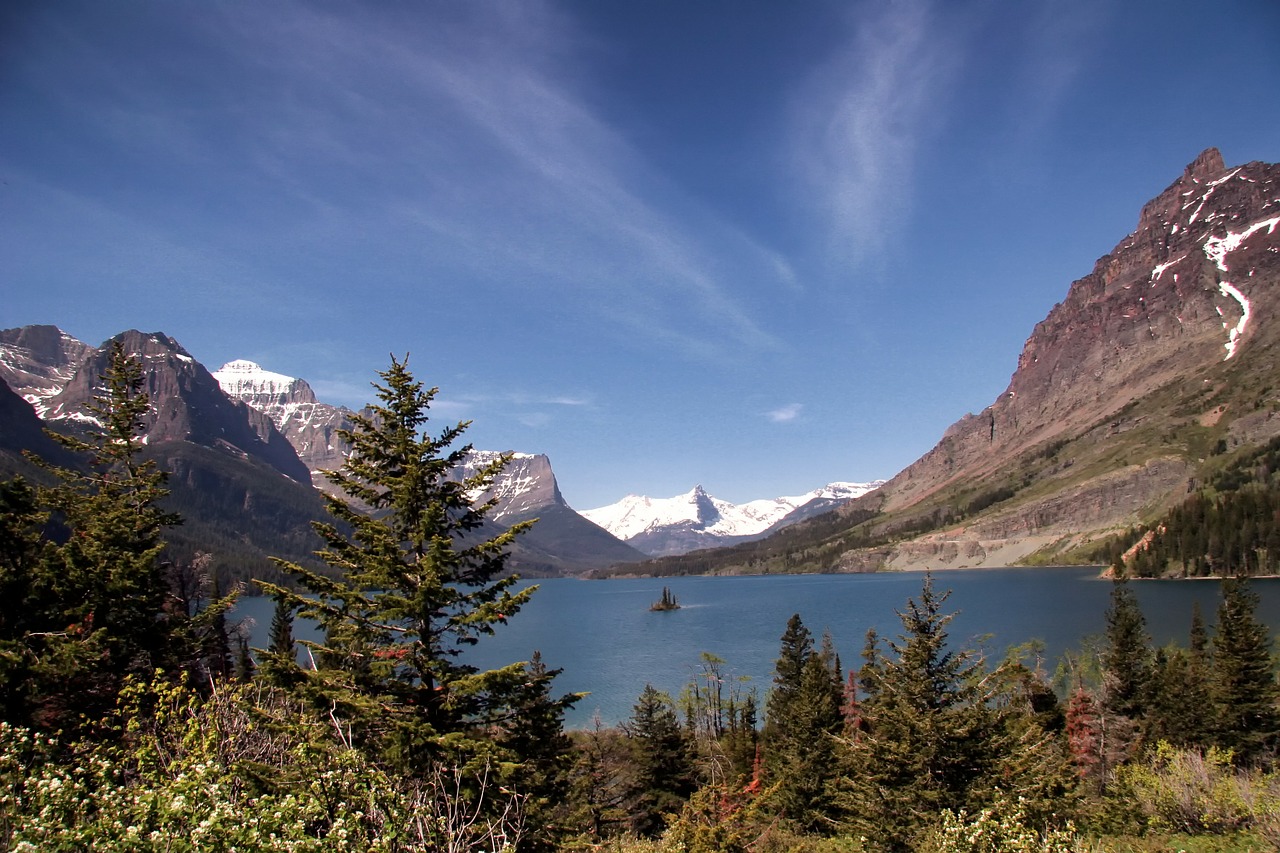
top-left (454, 450), bottom-right (563, 523)
top-left (213, 360), bottom-right (352, 484)
top-left (581, 481), bottom-right (884, 557)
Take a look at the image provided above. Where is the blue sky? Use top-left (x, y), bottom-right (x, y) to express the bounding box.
top-left (3, 1), bottom-right (1278, 510)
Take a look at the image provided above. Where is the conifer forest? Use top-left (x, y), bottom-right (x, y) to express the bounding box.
top-left (5, 352), bottom-right (1280, 852)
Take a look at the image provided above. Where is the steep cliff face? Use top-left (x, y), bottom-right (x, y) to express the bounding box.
top-left (456, 451), bottom-right (566, 523)
top-left (213, 360), bottom-right (352, 484)
top-left (45, 331), bottom-right (311, 485)
top-left (881, 150), bottom-right (1280, 519)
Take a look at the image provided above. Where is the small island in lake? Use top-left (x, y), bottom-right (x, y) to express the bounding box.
top-left (649, 586), bottom-right (680, 611)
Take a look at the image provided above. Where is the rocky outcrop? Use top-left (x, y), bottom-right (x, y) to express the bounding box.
top-left (456, 451), bottom-right (566, 523)
top-left (213, 360), bottom-right (352, 484)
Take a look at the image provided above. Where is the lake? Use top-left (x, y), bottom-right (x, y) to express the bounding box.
top-left (233, 567), bottom-right (1280, 728)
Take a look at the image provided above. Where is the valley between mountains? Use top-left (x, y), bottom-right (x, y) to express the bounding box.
top-left (3, 148), bottom-right (1279, 582)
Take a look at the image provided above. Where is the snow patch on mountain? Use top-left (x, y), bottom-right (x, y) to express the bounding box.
top-left (1201, 215), bottom-right (1278, 359)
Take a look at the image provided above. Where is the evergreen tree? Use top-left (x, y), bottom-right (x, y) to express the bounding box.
top-left (836, 575), bottom-right (1016, 852)
top-left (494, 651), bottom-right (580, 852)
top-left (765, 613), bottom-right (812, 737)
top-left (260, 591), bottom-right (300, 686)
top-left (622, 683), bottom-right (696, 837)
top-left (1065, 684), bottom-right (1102, 787)
top-left (1211, 576), bottom-right (1280, 764)
top-left (1145, 605), bottom-right (1215, 750)
top-left (1100, 579), bottom-right (1152, 721)
top-left (777, 634), bottom-right (844, 831)
top-left (261, 356), bottom-right (569, 777)
top-left (762, 614), bottom-right (844, 829)
top-left (19, 343), bottom-right (181, 733)
top-left (0, 477), bottom-right (48, 725)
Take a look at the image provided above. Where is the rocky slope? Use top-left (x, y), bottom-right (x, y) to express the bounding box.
top-left (214, 366), bottom-right (647, 574)
top-left (0, 325), bottom-right (94, 410)
top-left (847, 148), bottom-right (1280, 570)
top-left (1, 328), bottom-right (647, 577)
top-left (43, 331), bottom-right (312, 485)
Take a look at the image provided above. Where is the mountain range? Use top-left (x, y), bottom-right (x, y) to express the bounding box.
top-left (4, 148), bottom-right (1277, 581)
top-left (0, 331), bottom-right (868, 578)
top-left (581, 482), bottom-right (883, 557)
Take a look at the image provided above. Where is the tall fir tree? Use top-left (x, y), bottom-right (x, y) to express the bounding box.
top-left (1211, 576), bottom-right (1280, 764)
top-left (261, 355), bottom-right (570, 778)
top-left (622, 684), bottom-right (696, 838)
top-left (763, 613), bottom-right (844, 829)
top-left (1095, 577), bottom-right (1152, 778)
top-left (1100, 579), bottom-right (1152, 721)
top-left (19, 343), bottom-right (181, 734)
top-left (1144, 603), bottom-right (1215, 751)
top-left (493, 651), bottom-right (580, 852)
top-left (0, 477), bottom-right (48, 726)
top-left (765, 613), bottom-right (812, 737)
top-left (835, 574), bottom-right (1039, 852)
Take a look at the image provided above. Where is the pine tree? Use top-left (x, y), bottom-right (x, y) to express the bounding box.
top-left (1100, 579), bottom-right (1152, 721)
top-left (261, 356), bottom-right (568, 776)
top-left (765, 613), bottom-right (813, 736)
top-left (836, 575), bottom-right (1011, 852)
top-left (1145, 605), bottom-right (1215, 750)
top-left (776, 633), bottom-right (844, 831)
top-left (763, 613), bottom-right (843, 829)
top-left (22, 343), bottom-right (181, 733)
top-left (259, 591), bottom-right (300, 686)
top-left (1065, 684), bottom-right (1102, 787)
top-left (494, 651), bottom-right (580, 852)
top-left (0, 477), bottom-right (48, 725)
top-left (1211, 576), bottom-right (1280, 764)
top-left (622, 683), bottom-right (696, 837)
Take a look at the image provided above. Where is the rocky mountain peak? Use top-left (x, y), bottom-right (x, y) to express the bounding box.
top-left (1185, 147), bottom-right (1226, 182)
top-left (875, 150), bottom-right (1280, 538)
top-left (0, 325), bottom-right (93, 408)
top-left (213, 360), bottom-right (318, 406)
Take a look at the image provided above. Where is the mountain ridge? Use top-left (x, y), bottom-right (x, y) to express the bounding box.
top-left (582, 481), bottom-right (884, 557)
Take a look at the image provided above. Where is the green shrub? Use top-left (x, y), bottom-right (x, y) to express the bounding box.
top-left (1115, 741), bottom-right (1280, 836)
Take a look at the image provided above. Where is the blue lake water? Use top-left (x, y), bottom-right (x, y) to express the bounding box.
top-left (233, 567), bottom-right (1280, 728)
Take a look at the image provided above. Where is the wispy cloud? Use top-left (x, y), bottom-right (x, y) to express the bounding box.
top-left (199, 2), bottom-right (794, 361)
top-left (792, 0), bottom-right (955, 267)
top-left (1006, 0), bottom-right (1108, 147)
top-left (766, 403), bottom-right (803, 423)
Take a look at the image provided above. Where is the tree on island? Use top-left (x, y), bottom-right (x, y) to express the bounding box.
top-left (650, 586), bottom-right (680, 611)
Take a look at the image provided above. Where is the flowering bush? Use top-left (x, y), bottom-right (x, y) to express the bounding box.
top-left (919, 791), bottom-right (1087, 853)
top-left (0, 677), bottom-right (524, 852)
